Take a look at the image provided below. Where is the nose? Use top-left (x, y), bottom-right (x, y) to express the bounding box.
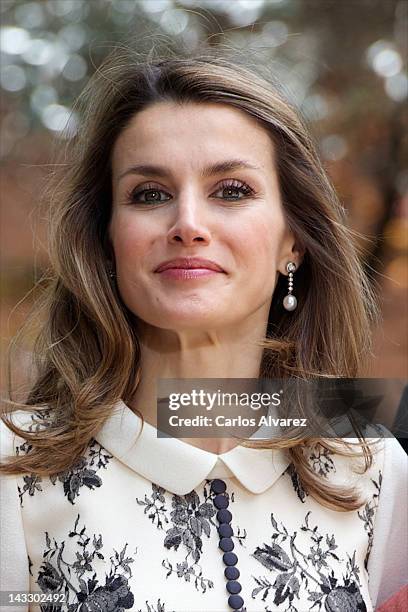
top-left (167, 196), bottom-right (211, 246)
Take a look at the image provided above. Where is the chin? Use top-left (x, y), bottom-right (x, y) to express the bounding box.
top-left (137, 304), bottom-right (228, 331)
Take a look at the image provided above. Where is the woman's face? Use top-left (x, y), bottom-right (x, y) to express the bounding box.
top-left (109, 101), bottom-right (298, 333)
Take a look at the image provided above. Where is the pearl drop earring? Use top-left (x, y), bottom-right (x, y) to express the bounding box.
top-left (283, 262), bottom-right (297, 311)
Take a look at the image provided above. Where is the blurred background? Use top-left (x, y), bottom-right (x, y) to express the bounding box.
top-left (0, 0), bottom-right (407, 391)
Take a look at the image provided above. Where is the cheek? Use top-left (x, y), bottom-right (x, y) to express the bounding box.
top-left (109, 214), bottom-right (153, 271)
top-left (109, 215), bottom-right (159, 311)
top-left (229, 212), bottom-right (284, 282)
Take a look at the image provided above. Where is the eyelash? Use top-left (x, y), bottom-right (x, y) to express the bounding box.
top-left (125, 179), bottom-right (255, 205)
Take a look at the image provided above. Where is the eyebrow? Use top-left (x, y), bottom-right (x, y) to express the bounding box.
top-left (117, 159), bottom-right (262, 182)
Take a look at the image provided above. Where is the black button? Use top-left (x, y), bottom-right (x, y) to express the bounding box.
top-left (218, 523), bottom-right (233, 538)
top-left (224, 566), bottom-right (240, 580)
top-left (228, 594), bottom-right (244, 609)
top-left (219, 537), bottom-right (234, 552)
top-left (226, 580), bottom-right (242, 594)
top-left (211, 479), bottom-right (227, 494)
top-left (217, 509), bottom-right (232, 523)
top-left (223, 552), bottom-right (238, 566)
top-left (214, 494), bottom-right (229, 509)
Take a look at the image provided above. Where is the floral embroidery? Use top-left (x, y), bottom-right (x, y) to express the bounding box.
top-left (251, 511), bottom-right (367, 611)
top-left (18, 473), bottom-right (43, 504)
top-left (137, 481), bottom-right (216, 593)
top-left (307, 445), bottom-right (336, 477)
top-left (136, 479), bottom-right (247, 594)
top-left (9, 410), bottom-right (380, 610)
top-left (136, 483), bottom-right (169, 529)
top-left (36, 514), bottom-right (135, 611)
top-left (358, 470), bottom-right (382, 569)
top-left (17, 439), bottom-right (113, 506)
top-left (138, 601), bottom-right (175, 612)
top-left (234, 524), bottom-right (248, 548)
top-left (164, 488), bottom-right (216, 562)
top-left (162, 559), bottom-right (214, 594)
top-left (285, 463), bottom-right (308, 503)
top-left (286, 444), bottom-right (336, 503)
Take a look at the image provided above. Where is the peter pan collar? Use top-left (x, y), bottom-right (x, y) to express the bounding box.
top-left (95, 400), bottom-right (290, 496)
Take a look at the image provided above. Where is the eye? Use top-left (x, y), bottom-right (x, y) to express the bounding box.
top-left (211, 179), bottom-right (254, 201)
top-left (126, 183), bottom-right (171, 205)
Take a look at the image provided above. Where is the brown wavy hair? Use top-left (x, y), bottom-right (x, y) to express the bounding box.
top-left (1, 44), bottom-right (381, 511)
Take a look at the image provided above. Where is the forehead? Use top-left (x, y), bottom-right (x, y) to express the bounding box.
top-left (111, 101), bottom-right (275, 177)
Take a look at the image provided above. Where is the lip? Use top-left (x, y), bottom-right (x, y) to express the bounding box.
top-left (155, 257), bottom-right (226, 274)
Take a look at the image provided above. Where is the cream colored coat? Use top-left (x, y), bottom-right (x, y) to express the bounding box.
top-left (1, 400), bottom-right (407, 612)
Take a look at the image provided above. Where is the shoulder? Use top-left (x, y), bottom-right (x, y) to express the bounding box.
top-left (299, 427), bottom-right (405, 514)
top-left (378, 425), bottom-right (408, 477)
top-left (1, 407), bottom-right (51, 461)
top-left (362, 425), bottom-right (408, 495)
top-left (331, 424), bottom-right (404, 475)
top-left (0, 410), bottom-right (28, 459)
top-left (0, 411), bottom-right (32, 593)
top-left (304, 428), bottom-right (387, 489)
top-left (372, 425), bottom-right (408, 513)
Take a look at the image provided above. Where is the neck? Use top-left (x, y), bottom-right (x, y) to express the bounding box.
top-left (128, 315), bottom-right (267, 454)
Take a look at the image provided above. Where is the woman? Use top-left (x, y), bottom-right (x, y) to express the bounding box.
top-left (1, 48), bottom-right (407, 612)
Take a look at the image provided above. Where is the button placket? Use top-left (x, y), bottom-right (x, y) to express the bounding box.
top-left (210, 479), bottom-right (245, 611)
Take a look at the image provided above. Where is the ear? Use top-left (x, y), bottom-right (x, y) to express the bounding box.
top-left (277, 229), bottom-right (304, 276)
